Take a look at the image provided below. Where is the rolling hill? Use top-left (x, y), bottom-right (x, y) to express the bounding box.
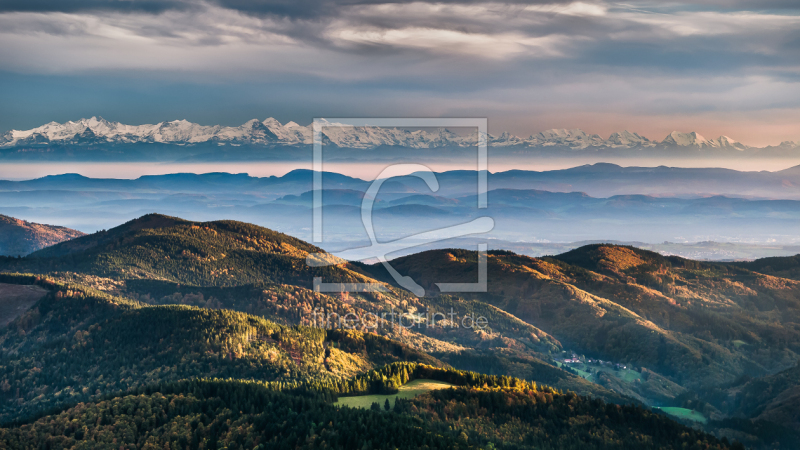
top-left (2, 215), bottom-right (800, 447)
top-left (723, 361), bottom-right (800, 431)
top-left (0, 215), bottom-right (84, 257)
top-left (0, 274), bottom-right (443, 423)
top-left (374, 246), bottom-right (800, 394)
top-left (0, 216), bottom-right (626, 406)
top-left (0, 273), bottom-right (737, 449)
top-left (16, 213), bottom-right (377, 288)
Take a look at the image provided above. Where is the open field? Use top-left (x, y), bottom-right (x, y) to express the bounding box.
top-left (0, 283), bottom-right (46, 327)
top-left (732, 340), bottom-right (748, 349)
top-left (334, 379), bottom-right (455, 409)
top-left (658, 407), bottom-right (708, 424)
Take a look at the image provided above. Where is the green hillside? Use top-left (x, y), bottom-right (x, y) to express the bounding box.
top-left (0, 273), bottom-right (736, 449)
top-left (0, 380), bottom-right (466, 450)
top-left (0, 274), bottom-right (441, 423)
top-left (0, 373), bottom-right (735, 450)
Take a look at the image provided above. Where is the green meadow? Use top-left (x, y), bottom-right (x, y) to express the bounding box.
top-left (658, 407), bottom-right (708, 424)
top-left (334, 379), bottom-right (455, 409)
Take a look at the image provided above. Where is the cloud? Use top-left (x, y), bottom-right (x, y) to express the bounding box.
top-left (1, 1), bottom-right (798, 78)
top-left (331, 27), bottom-right (574, 59)
top-left (0, 1), bottom-right (799, 145)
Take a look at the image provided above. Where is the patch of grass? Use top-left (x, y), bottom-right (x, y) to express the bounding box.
top-left (572, 366), bottom-right (593, 379)
top-left (657, 407), bottom-right (707, 424)
top-left (334, 379), bottom-right (454, 409)
top-left (732, 340), bottom-right (748, 349)
top-left (619, 368), bottom-right (642, 383)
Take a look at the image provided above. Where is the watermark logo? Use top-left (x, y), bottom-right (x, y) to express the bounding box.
top-left (311, 307), bottom-right (489, 331)
top-left (306, 118), bottom-right (493, 297)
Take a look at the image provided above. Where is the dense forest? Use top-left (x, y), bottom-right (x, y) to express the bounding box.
top-left (0, 274), bottom-right (439, 423)
top-left (1, 380), bottom-right (466, 450)
top-left (3, 214), bottom-right (800, 447)
top-left (0, 270), bottom-right (741, 449)
top-left (0, 377), bottom-right (736, 450)
top-left (380, 246), bottom-right (800, 386)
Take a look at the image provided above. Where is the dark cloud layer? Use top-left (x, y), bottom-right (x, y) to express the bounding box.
top-left (0, 0), bottom-right (194, 14)
top-left (697, 0), bottom-right (800, 10)
top-left (0, 0), bottom-right (577, 16)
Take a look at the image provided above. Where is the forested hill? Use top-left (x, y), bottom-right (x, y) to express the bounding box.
top-left (0, 215), bottom-right (84, 257)
top-left (0, 215), bottom-right (627, 408)
top-left (27, 214), bottom-right (192, 258)
top-left (6, 214), bottom-right (374, 288)
top-left (370, 244), bottom-right (800, 444)
top-left (0, 274), bottom-right (441, 423)
top-left (0, 371), bottom-right (736, 450)
top-left (29, 213), bottom-right (318, 259)
top-left (0, 273), bottom-right (738, 449)
top-left (735, 254), bottom-right (800, 281)
top-left (1, 215), bottom-right (798, 447)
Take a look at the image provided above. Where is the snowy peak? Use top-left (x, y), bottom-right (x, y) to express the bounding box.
top-left (662, 131), bottom-right (709, 147)
top-left (661, 131), bottom-right (749, 150)
top-left (775, 140), bottom-right (799, 149)
top-left (490, 131), bottom-right (525, 146)
top-left (0, 118), bottom-right (766, 151)
top-left (607, 130), bottom-right (652, 147)
top-left (714, 135), bottom-right (748, 151)
top-left (521, 128), bottom-right (605, 149)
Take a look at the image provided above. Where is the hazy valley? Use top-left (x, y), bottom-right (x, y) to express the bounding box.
top-left (4, 164), bottom-right (800, 260)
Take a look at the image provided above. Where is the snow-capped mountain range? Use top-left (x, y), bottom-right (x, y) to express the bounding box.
top-left (0, 117), bottom-right (790, 150)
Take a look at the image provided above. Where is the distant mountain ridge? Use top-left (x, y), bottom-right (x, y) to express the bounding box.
top-left (5, 164), bottom-right (800, 244)
top-left (2, 117), bottom-right (791, 150)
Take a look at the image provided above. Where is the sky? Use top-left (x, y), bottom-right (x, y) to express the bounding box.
top-left (1, 1), bottom-right (799, 147)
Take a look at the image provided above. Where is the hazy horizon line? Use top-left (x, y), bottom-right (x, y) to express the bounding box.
top-left (1, 159), bottom-right (799, 182)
